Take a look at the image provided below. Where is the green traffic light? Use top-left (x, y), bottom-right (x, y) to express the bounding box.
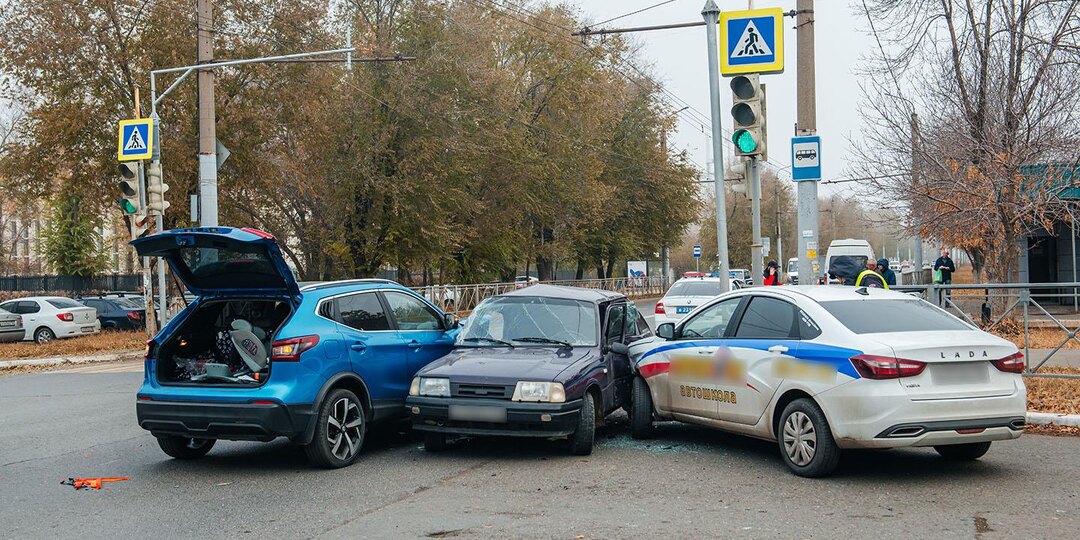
top-left (119, 199), bottom-right (137, 214)
top-left (732, 129), bottom-right (757, 153)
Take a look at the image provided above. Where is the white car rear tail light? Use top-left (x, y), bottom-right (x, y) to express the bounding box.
top-left (654, 302), bottom-right (666, 315)
top-left (849, 354), bottom-right (926, 379)
top-left (990, 352), bottom-right (1025, 373)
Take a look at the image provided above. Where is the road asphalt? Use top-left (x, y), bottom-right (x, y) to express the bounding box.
top-left (2, 361), bottom-right (1079, 539)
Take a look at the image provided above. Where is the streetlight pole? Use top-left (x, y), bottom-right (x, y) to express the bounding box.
top-left (702, 0), bottom-right (731, 292)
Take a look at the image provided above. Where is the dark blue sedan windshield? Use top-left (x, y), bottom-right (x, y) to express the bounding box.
top-left (458, 296), bottom-right (599, 347)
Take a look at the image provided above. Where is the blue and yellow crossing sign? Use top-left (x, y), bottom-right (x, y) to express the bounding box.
top-left (117, 118), bottom-right (154, 161)
top-left (719, 8), bottom-right (784, 76)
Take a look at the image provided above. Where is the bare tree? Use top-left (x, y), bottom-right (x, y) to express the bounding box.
top-left (853, 0), bottom-right (1080, 282)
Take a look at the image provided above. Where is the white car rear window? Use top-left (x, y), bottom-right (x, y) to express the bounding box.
top-left (667, 281), bottom-right (722, 297)
top-left (821, 299), bottom-right (971, 333)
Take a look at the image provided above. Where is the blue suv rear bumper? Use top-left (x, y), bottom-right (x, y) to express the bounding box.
top-left (137, 399), bottom-right (316, 443)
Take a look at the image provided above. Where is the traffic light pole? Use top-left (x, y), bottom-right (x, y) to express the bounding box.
top-left (750, 156), bottom-right (763, 285)
top-left (136, 161), bottom-right (157, 336)
top-left (703, 0), bottom-right (731, 292)
top-left (795, 0), bottom-right (819, 284)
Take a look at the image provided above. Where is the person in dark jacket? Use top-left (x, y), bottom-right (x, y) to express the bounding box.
top-left (875, 258), bottom-right (897, 286)
top-left (827, 255), bottom-right (862, 285)
top-left (933, 248), bottom-right (957, 304)
top-left (934, 248), bottom-right (956, 283)
top-left (763, 260), bottom-right (781, 286)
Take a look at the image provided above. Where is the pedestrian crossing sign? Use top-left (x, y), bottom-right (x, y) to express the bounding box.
top-left (720, 8), bottom-right (784, 76)
top-left (117, 118), bottom-right (154, 161)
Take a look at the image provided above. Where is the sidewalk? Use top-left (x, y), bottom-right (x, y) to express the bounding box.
top-left (1026, 349), bottom-right (1080, 369)
top-left (0, 349), bottom-right (142, 370)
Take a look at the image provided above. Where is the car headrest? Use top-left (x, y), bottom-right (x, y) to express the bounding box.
top-left (229, 329), bottom-right (268, 371)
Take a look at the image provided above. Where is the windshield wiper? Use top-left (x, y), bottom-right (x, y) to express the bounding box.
top-left (461, 336), bottom-right (515, 347)
top-left (513, 337), bottom-right (573, 348)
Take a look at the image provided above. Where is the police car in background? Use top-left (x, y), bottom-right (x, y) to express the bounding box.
top-left (629, 286), bottom-right (1026, 477)
top-left (654, 273), bottom-right (744, 327)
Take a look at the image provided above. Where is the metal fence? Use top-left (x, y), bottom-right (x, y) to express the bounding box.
top-left (412, 277), bottom-right (669, 315)
top-left (893, 282), bottom-right (1080, 379)
top-left (0, 274), bottom-right (142, 294)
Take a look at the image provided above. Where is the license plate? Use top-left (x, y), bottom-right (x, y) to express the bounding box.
top-left (448, 405), bottom-right (507, 423)
top-left (931, 362), bottom-right (990, 385)
top-left (676, 306), bottom-right (692, 314)
top-left (80, 326), bottom-right (95, 333)
top-left (0, 320), bottom-right (14, 328)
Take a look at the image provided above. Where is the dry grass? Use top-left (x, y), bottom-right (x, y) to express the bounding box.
top-left (1026, 368), bottom-right (1080, 415)
top-left (988, 317), bottom-right (1080, 349)
top-left (0, 330), bottom-right (144, 360)
top-left (1025, 424), bottom-right (1080, 436)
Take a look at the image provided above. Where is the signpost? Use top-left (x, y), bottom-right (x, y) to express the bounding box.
top-left (693, 244), bottom-right (702, 272)
top-left (719, 8), bottom-right (784, 76)
top-left (791, 135), bottom-right (822, 181)
top-left (117, 119), bottom-right (154, 161)
top-left (627, 260), bottom-right (648, 287)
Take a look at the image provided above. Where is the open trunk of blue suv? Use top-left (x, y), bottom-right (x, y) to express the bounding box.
top-left (133, 227), bottom-right (298, 387)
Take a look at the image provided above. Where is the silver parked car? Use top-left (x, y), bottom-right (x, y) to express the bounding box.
top-left (0, 306), bottom-right (25, 343)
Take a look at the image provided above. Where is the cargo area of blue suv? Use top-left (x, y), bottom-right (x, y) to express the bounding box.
top-left (132, 227), bottom-right (458, 468)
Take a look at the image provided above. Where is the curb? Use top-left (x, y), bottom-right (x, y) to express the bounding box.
top-left (1027, 411), bottom-right (1080, 428)
top-left (0, 349), bottom-right (143, 370)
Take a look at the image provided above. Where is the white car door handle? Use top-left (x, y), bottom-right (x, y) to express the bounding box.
top-left (768, 345), bottom-right (789, 353)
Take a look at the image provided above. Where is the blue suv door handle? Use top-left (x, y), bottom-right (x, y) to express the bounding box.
top-left (350, 341), bottom-right (367, 353)
top-left (408, 339), bottom-right (422, 351)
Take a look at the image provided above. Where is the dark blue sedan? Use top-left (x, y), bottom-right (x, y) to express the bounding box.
top-left (407, 285), bottom-right (653, 455)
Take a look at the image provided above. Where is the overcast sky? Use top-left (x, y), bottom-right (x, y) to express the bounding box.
top-left (566, 0), bottom-right (879, 198)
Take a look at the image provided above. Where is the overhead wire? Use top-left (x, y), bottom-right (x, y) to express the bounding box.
top-left (586, 0), bottom-right (677, 29)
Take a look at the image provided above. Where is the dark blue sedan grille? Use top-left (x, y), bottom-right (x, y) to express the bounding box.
top-left (452, 383), bottom-right (513, 399)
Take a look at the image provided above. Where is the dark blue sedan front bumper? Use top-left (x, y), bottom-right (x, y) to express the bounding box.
top-left (407, 396), bottom-right (583, 437)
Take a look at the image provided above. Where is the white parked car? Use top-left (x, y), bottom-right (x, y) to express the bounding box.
top-left (629, 286), bottom-right (1025, 477)
top-left (654, 276), bottom-right (744, 327)
top-left (514, 275), bottom-right (539, 289)
top-left (0, 296), bottom-right (100, 344)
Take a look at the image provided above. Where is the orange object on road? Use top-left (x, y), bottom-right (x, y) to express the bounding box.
top-left (61, 477), bottom-right (130, 490)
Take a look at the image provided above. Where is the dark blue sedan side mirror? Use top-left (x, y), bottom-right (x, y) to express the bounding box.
top-left (656, 323), bottom-right (675, 340)
top-left (608, 342), bottom-right (630, 355)
top-left (443, 313), bottom-right (460, 330)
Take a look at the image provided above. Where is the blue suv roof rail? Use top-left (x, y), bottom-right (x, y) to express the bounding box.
top-left (298, 278), bottom-right (400, 292)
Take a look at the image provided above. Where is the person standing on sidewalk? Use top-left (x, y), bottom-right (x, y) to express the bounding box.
top-left (876, 258), bottom-right (897, 287)
top-left (934, 248), bottom-right (956, 304)
top-left (763, 261), bottom-right (782, 286)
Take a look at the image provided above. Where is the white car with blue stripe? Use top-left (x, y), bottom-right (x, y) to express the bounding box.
top-left (628, 286), bottom-right (1026, 477)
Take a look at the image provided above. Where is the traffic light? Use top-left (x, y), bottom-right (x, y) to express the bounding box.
top-left (146, 161), bottom-right (170, 215)
top-left (118, 162), bottom-right (140, 215)
top-left (730, 74), bottom-right (765, 157)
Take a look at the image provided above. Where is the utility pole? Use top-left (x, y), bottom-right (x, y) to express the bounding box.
top-left (795, 0), bottom-right (818, 284)
top-left (197, 0), bottom-right (217, 226)
top-left (911, 112), bottom-right (923, 282)
top-left (660, 129), bottom-right (671, 287)
top-left (703, 0), bottom-right (731, 292)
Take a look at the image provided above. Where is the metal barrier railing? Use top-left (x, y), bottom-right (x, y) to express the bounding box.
top-left (411, 277), bottom-right (668, 315)
top-left (893, 282), bottom-right (1080, 379)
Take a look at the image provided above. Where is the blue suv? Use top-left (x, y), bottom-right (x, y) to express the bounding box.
top-left (132, 227), bottom-right (458, 468)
